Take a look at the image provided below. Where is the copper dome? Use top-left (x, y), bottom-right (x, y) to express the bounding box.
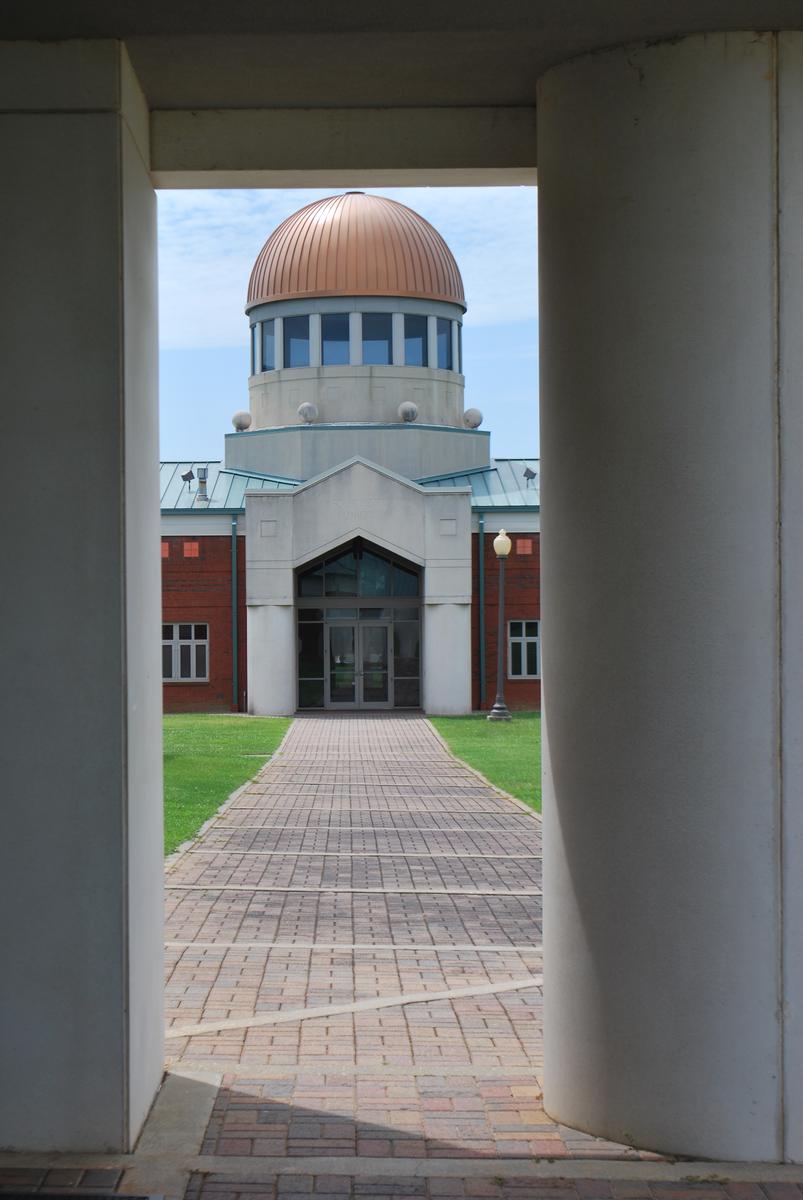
top-left (247, 192), bottom-right (466, 310)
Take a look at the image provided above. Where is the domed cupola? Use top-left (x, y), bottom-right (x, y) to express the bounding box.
top-left (247, 191), bottom-right (466, 310)
top-left (244, 192), bottom-right (469, 434)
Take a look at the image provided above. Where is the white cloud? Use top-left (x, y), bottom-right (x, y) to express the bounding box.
top-left (157, 186), bottom-right (538, 350)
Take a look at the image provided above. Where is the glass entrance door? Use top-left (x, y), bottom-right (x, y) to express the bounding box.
top-left (360, 624), bottom-right (389, 705)
top-left (328, 624), bottom-right (357, 705)
top-left (326, 623), bottom-right (391, 708)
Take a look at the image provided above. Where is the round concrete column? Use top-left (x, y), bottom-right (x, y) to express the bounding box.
top-left (538, 31), bottom-right (803, 1162)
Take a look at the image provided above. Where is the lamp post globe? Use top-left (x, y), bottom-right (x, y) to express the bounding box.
top-left (488, 528), bottom-right (513, 722)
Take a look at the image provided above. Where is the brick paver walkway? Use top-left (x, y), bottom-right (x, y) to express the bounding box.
top-left (161, 715), bottom-right (661, 1174)
top-left (4, 714), bottom-right (796, 1199)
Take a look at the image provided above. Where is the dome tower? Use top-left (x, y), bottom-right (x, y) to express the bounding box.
top-left (227, 192), bottom-right (489, 480)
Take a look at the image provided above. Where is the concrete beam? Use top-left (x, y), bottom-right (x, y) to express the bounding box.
top-left (150, 106), bottom-right (537, 188)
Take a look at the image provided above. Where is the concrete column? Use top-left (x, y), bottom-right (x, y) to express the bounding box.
top-left (451, 320), bottom-right (460, 374)
top-left (247, 604), bottom-right (296, 715)
top-left (0, 41), bottom-right (163, 1151)
top-left (422, 602), bottom-right (471, 714)
top-left (349, 311), bottom-right (362, 365)
top-left (538, 30), bottom-right (803, 1162)
top-left (392, 311), bottom-right (405, 365)
top-left (309, 312), bottom-right (322, 367)
top-left (275, 315), bottom-right (284, 369)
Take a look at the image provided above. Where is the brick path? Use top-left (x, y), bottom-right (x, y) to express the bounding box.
top-left (3, 714), bottom-right (797, 1199)
top-left (161, 715), bottom-right (662, 1175)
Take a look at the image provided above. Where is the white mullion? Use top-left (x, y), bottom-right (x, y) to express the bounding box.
top-left (427, 315), bottom-right (438, 369)
top-left (391, 312), bottom-right (405, 365)
top-left (349, 312), bottom-right (362, 365)
top-left (309, 313), bottom-right (322, 367)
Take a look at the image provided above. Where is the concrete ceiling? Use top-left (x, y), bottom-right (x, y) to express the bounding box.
top-left (4, 1), bottom-right (803, 110)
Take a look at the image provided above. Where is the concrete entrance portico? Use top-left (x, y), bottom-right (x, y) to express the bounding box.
top-left (245, 459), bottom-right (472, 716)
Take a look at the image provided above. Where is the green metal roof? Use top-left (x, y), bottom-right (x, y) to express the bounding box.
top-left (417, 458), bottom-right (540, 509)
top-left (160, 457), bottom-right (539, 514)
top-left (160, 461), bottom-right (299, 512)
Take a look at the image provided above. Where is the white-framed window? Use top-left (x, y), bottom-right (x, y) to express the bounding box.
top-left (508, 619), bottom-right (539, 679)
top-left (162, 622), bottom-right (209, 682)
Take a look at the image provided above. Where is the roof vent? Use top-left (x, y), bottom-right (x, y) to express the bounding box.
top-left (196, 466), bottom-right (209, 503)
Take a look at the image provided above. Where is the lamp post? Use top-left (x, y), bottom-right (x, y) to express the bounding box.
top-left (487, 528), bottom-right (513, 721)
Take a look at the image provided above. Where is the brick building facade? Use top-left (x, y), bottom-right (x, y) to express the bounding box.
top-left (162, 523), bottom-right (540, 715)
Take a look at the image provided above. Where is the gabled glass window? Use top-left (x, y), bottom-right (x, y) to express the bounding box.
top-left (322, 313), bottom-right (350, 365)
top-left (297, 544), bottom-right (421, 601)
top-left (362, 313), bottom-right (392, 365)
top-left (359, 550), bottom-right (392, 597)
top-left (284, 315), bottom-right (310, 367)
top-left (325, 550), bottom-right (358, 596)
top-left (404, 314), bottom-right (428, 367)
top-left (261, 318), bottom-right (275, 371)
top-left (436, 317), bottom-right (453, 370)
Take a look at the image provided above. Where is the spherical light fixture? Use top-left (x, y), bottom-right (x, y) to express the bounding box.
top-left (398, 401), bottom-right (418, 423)
top-left (298, 402), bottom-right (319, 424)
top-left (463, 408), bottom-right (483, 429)
top-left (232, 410), bottom-right (252, 432)
top-left (493, 529), bottom-right (512, 559)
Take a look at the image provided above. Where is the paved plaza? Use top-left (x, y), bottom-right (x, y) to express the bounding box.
top-left (1, 715), bottom-right (800, 1198)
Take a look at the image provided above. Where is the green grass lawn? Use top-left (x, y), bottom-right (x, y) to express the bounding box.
top-left (429, 712), bottom-right (541, 812)
top-left (163, 714), bottom-right (292, 855)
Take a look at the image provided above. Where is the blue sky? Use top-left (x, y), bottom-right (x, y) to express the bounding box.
top-left (157, 187), bottom-right (539, 463)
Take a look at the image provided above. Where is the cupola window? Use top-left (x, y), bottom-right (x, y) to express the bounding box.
top-left (283, 315), bottom-right (310, 368)
top-left (436, 317), bottom-right (453, 370)
top-left (362, 313), bottom-right (392, 365)
top-left (261, 318), bottom-right (276, 371)
top-left (404, 314), bottom-right (428, 367)
top-left (322, 313), bottom-right (350, 365)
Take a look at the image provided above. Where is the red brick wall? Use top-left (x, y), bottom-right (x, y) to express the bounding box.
top-left (161, 534), bottom-right (247, 713)
top-left (161, 528), bottom-right (539, 714)
top-left (471, 531), bottom-right (541, 712)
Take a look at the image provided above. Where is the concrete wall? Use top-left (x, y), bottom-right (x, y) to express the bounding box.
top-left (538, 30), bottom-right (803, 1161)
top-left (226, 424), bottom-right (490, 481)
top-left (0, 42), bottom-right (163, 1151)
top-left (245, 459), bottom-right (472, 714)
top-left (248, 365), bottom-right (465, 430)
top-left (246, 604), bottom-right (296, 716)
